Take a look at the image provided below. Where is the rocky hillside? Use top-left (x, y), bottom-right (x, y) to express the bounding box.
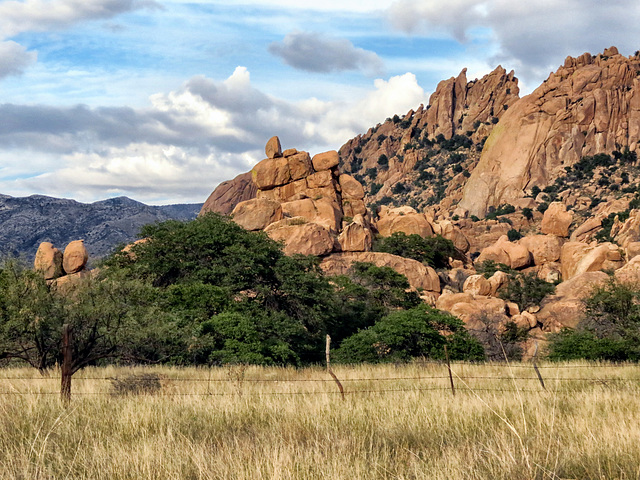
top-left (338, 66), bottom-right (519, 216)
top-left (0, 194), bottom-right (202, 261)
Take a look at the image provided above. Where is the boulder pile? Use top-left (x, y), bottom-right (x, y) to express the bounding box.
top-left (34, 239), bottom-right (90, 288)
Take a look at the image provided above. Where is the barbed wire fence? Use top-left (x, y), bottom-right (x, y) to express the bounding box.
top-left (1, 360), bottom-right (639, 399)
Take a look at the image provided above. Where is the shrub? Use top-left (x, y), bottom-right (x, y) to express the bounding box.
top-left (374, 232), bottom-right (457, 269)
top-left (499, 272), bottom-right (556, 311)
top-left (522, 207), bottom-right (534, 220)
top-left (507, 229), bottom-right (522, 241)
top-left (370, 183), bottom-right (383, 195)
top-left (111, 373), bottom-right (163, 395)
top-left (377, 154), bottom-right (388, 167)
top-left (334, 305), bottom-right (484, 363)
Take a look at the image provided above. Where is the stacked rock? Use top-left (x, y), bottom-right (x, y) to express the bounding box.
top-left (34, 240), bottom-right (89, 286)
top-left (231, 136), bottom-right (373, 256)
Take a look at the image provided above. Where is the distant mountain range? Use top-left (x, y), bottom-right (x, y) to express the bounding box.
top-left (0, 194), bottom-right (203, 262)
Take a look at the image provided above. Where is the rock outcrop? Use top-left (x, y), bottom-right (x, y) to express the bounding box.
top-left (34, 242), bottom-right (63, 280)
top-left (320, 251), bottom-right (440, 293)
top-left (62, 240), bottom-right (89, 274)
top-left (199, 172), bottom-right (257, 216)
top-left (460, 48), bottom-right (640, 216)
top-left (34, 240), bottom-right (90, 283)
top-left (231, 137), bottom-right (375, 258)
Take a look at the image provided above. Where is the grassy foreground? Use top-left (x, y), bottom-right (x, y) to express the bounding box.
top-left (1, 362), bottom-right (639, 479)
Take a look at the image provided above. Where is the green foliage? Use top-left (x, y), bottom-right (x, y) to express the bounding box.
top-left (370, 183), bottom-right (383, 195)
top-left (548, 280), bottom-right (640, 361)
top-left (365, 167), bottom-right (377, 179)
top-left (485, 204), bottom-right (515, 220)
top-left (374, 232), bottom-right (457, 269)
top-left (507, 229), bottom-right (522, 242)
top-left (537, 202), bottom-right (549, 213)
top-left (530, 185), bottom-right (541, 197)
top-left (377, 154), bottom-right (388, 168)
top-left (475, 260), bottom-right (514, 279)
top-left (521, 207), bottom-right (534, 220)
top-left (499, 272), bottom-right (556, 311)
top-left (438, 134), bottom-right (473, 151)
top-left (334, 305), bottom-right (484, 363)
top-left (391, 182), bottom-right (409, 194)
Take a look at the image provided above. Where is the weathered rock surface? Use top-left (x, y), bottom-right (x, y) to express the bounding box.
top-left (614, 255), bottom-right (640, 283)
top-left (338, 216), bottom-right (373, 252)
top-left (265, 136), bottom-right (282, 159)
top-left (231, 198), bottom-right (283, 231)
top-left (321, 252), bottom-right (440, 292)
top-left (561, 241), bottom-right (624, 280)
top-left (476, 235), bottom-right (531, 269)
top-left (312, 151), bottom-right (339, 171)
top-left (252, 157), bottom-right (291, 190)
top-left (519, 234), bottom-right (563, 265)
top-left (462, 274), bottom-right (492, 296)
top-left (62, 240), bottom-right (89, 274)
top-left (540, 202), bottom-right (573, 237)
top-left (34, 242), bottom-right (63, 280)
top-left (199, 172), bottom-right (257, 216)
top-left (376, 207), bottom-right (434, 238)
top-left (423, 66), bottom-right (520, 141)
top-left (266, 222), bottom-right (334, 256)
top-left (537, 271), bottom-right (609, 331)
top-left (460, 49), bottom-right (640, 216)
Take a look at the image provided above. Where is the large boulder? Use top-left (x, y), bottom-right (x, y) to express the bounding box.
top-left (561, 241), bottom-right (624, 280)
top-left (434, 220), bottom-right (470, 252)
top-left (376, 207), bottom-right (434, 238)
top-left (63, 240), bottom-right (89, 275)
top-left (199, 171), bottom-right (257, 216)
top-left (338, 216), bottom-right (373, 252)
top-left (280, 197), bottom-right (342, 233)
top-left (34, 242), bottom-right (64, 280)
top-left (231, 198), bottom-right (283, 231)
top-left (265, 136), bottom-right (282, 159)
top-left (252, 157), bottom-right (291, 190)
top-left (266, 222), bottom-right (334, 256)
top-left (462, 274), bottom-right (492, 296)
top-left (537, 271), bottom-right (609, 331)
top-left (540, 202), bottom-right (573, 237)
top-left (519, 234), bottom-right (563, 265)
top-left (286, 151), bottom-right (314, 181)
top-left (311, 150), bottom-right (339, 171)
top-left (339, 174), bottom-right (365, 200)
top-left (614, 255), bottom-right (640, 284)
top-left (476, 235), bottom-right (531, 269)
top-left (321, 251), bottom-right (440, 292)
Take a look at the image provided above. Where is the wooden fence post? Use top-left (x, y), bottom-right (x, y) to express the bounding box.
top-left (61, 323), bottom-right (72, 405)
top-left (325, 335), bottom-right (345, 400)
top-left (532, 342), bottom-right (546, 390)
top-left (444, 344), bottom-right (455, 396)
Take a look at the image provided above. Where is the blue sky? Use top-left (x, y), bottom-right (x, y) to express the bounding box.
top-left (0, 0), bottom-right (638, 204)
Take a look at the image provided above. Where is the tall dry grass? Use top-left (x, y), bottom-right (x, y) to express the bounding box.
top-left (0, 361), bottom-right (639, 479)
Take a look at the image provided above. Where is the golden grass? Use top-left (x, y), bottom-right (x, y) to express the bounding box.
top-left (0, 361), bottom-right (639, 479)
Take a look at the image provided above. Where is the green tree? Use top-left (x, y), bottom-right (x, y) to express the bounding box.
top-left (334, 305), bottom-right (484, 363)
top-left (374, 232), bottom-right (457, 269)
top-left (548, 281), bottom-right (640, 361)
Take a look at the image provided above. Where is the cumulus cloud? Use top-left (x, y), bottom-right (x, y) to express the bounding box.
top-left (269, 31), bottom-right (384, 75)
top-left (0, 41), bottom-right (37, 78)
top-left (0, 0), bottom-right (160, 37)
top-left (0, 67), bottom-right (427, 203)
top-left (388, 0), bottom-right (640, 82)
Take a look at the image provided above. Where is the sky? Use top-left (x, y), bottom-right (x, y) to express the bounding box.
top-left (0, 0), bottom-right (638, 205)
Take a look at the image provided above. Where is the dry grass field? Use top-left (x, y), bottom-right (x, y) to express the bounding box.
top-left (1, 361), bottom-right (639, 479)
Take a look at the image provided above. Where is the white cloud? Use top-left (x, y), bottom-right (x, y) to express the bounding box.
top-left (0, 0), bottom-right (160, 37)
top-left (269, 31), bottom-right (384, 75)
top-left (0, 67), bottom-right (428, 203)
top-left (388, 0), bottom-right (640, 85)
top-left (0, 41), bottom-right (37, 78)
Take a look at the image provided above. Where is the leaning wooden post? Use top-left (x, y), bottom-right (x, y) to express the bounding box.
top-left (326, 335), bottom-right (345, 400)
top-left (532, 342), bottom-right (546, 391)
top-left (444, 344), bottom-right (455, 396)
top-left (61, 324), bottom-right (73, 405)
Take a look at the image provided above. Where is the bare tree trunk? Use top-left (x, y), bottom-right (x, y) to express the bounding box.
top-left (61, 324), bottom-right (72, 405)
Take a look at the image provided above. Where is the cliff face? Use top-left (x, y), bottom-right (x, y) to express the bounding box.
top-left (459, 47), bottom-right (640, 217)
top-left (337, 66), bottom-right (519, 214)
top-left (422, 66), bottom-right (520, 142)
